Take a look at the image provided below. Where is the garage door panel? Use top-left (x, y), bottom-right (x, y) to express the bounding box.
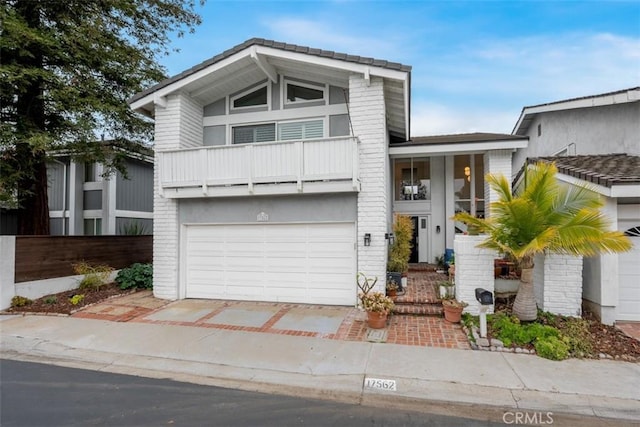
top-left (184, 223), bottom-right (355, 304)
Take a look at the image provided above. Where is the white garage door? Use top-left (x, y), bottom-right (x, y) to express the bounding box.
top-left (618, 225), bottom-right (640, 321)
top-left (184, 222), bottom-right (356, 305)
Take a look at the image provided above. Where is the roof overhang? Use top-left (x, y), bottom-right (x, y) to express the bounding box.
top-left (555, 172), bottom-right (640, 198)
top-left (129, 43), bottom-right (411, 139)
top-left (389, 138), bottom-right (528, 158)
top-left (512, 87), bottom-right (640, 136)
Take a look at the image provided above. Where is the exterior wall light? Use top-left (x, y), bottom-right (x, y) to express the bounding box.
top-left (364, 233), bottom-right (371, 246)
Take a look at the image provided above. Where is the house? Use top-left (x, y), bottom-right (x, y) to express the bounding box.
top-left (128, 38), bottom-right (527, 305)
top-left (512, 88), bottom-right (640, 323)
top-left (46, 142), bottom-right (154, 236)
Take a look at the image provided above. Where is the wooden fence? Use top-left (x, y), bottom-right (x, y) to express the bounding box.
top-left (15, 236), bottom-right (152, 283)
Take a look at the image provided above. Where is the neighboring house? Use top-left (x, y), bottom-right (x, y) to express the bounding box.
top-left (128, 38), bottom-right (527, 305)
top-left (46, 143), bottom-right (154, 236)
top-left (512, 88), bottom-right (640, 323)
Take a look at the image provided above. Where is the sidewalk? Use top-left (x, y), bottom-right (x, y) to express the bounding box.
top-left (1, 313), bottom-right (639, 425)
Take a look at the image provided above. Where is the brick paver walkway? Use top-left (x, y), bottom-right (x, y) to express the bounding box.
top-left (71, 270), bottom-right (470, 349)
top-left (616, 322), bottom-right (640, 342)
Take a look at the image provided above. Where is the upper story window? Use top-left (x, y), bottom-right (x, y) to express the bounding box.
top-left (231, 84), bottom-right (268, 110)
top-left (233, 123), bottom-right (276, 144)
top-left (278, 119), bottom-right (323, 141)
top-left (84, 162), bottom-right (102, 182)
top-left (285, 80), bottom-right (325, 105)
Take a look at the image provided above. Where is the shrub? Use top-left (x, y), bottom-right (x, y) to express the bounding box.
top-left (388, 214), bottom-right (413, 273)
top-left (116, 263), bottom-right (153, 290)
top-left (534, 336), bottom-right (570, 361)
top-left (69, 294), bottom-right (85, 305)
top-left (491, 313), bottom-right (559, 347)
top-left (44, 296), bottom-right (58, 304)
top-left (11, 296), bottom-right (33, 307)
top-left (73, 261), bottom-right (114, 291)
top-left (558, 317), bottom-right (594, 357)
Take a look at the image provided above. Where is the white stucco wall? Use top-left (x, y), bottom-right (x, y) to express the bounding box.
top-left (483, 150), bottom-right (512, 217)
top-left (534, 253), bottom-right (583, 317)
top-left (513, 102), bottom-right (640, 171)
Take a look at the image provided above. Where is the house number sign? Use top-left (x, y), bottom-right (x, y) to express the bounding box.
top-left (257, 212), bottom-right (269, 222)
top-left (364, 377), bottom-right (397, 391)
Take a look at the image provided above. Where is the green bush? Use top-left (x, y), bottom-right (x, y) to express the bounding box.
top-left (11, 296), bottom-right (33, 307)
top-left (116, 263), bottom-right (153, 290)
top-left (491, 313), bottom-right (559, 348)
top-left (44, 295), bottom-right (58, 304)
top-left (558, 318), bottom-right (593, 357)
top-left (534, 336), bottom-right (570, 361)
top-left (69, 294), bottom-right (85, 305)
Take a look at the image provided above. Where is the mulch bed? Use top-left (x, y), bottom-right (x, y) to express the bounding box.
top-left (6, 283), bottom-right (136, 315)
top-left (493, 295), bottom-right (640, 362)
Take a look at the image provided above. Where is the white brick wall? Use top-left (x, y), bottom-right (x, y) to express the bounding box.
top-left (533, 253), bottom-right (583, 317)
top-left (349, 75), bottom-right (388, 293)
top-left (454, 235), bottom-right (496, 315)
top-left (153, 93), bottom-right (203, 300)
top-left (483, 150), bottom-right (512, 218)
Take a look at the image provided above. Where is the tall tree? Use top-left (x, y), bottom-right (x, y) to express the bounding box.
top-left (0, 0), bottom-right (202, 234)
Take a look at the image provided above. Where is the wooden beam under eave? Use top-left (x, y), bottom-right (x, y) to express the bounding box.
top-left (250, 47), bottom-right (278, 83)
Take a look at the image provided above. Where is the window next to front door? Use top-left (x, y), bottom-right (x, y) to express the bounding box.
top-left (454, 154), bottom-right (484, 218)
top-left (393, 158), bottom-right (431, 201)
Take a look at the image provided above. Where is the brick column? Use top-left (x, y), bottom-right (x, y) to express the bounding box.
top-left (534, 253), bottom-right (583, 317)
top-left (454, 235), bottom-right (496, 315)
top-left (349, 75), bottom-right (388, 294)
top-left (152, 93), bottom-right (203, 300)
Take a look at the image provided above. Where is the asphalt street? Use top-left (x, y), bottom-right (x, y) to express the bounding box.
top-left (0, 359), bottom-right (502, 427)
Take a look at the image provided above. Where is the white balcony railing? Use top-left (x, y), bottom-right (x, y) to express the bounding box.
top-left (157, 136), bottom-right (359, 198)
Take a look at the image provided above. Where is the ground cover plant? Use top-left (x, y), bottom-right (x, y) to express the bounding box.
top-left (463, 298), bottom-right (640, 361)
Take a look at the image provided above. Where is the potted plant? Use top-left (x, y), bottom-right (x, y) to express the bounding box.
top-left (386, 280), bottom-right (399, 297)
top-left (437, 280), bottom-right (454, 299)
top-left (360, 292), bottom-right (394, 329)
top-left (454, 161), bottom-right (631, 321)
top-left (387, 214), bottom-right (413, 291)
top-left (442, 299), bottom-right (468, 323)
top-left (435, 254), bottom-right (446, 273)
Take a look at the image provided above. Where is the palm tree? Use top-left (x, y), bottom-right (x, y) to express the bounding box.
top-left (454, 161), bottom-right (631, 321)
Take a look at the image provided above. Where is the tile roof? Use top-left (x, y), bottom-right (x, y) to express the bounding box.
top-left (528, 154), bottom-right (640, 187)
top-left (393, 132), bottom-right (527, 146)
top-left (130, 38), bottom-right (412, 104)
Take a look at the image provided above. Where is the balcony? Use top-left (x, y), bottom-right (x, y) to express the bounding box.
top-left (157, 136), bottom-right (360, 198)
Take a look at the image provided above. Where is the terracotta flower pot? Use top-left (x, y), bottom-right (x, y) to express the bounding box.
top-left (367, 311), bottom-right (388, 329)
top-left (443, 304), bottom-right (464, 323)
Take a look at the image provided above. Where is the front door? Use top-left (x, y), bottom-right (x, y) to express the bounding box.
top-left (409, 217), bottom-right (419, 263)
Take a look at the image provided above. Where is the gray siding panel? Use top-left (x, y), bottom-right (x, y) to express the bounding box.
top-left (203, 98), bottom-right (226, 117)
top-left (50, 218), bottom-right (64, 235)
top-left (47, 160), bottom-right (66, 210)
top-left (84, 190), bottom-right (102, 210)
top-left (116, 217), bottom-right (153, 235)
top-left (180, 194), bottom-right (357, 224)
top-left (330, 114), bottom-right (350, 137)
top-left (204, 125), bottom-right (226, 146)
top-left (271, 79), bottom-right (280, 110)
top-left (116, 159), bottom-right (153, 212)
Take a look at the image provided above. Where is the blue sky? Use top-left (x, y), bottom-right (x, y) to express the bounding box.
top-left (163, 1), bottom-right (639, 136)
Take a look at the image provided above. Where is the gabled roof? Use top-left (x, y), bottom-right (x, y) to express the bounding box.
top-left (129, 38), bottom-right (412, 139)
top-left (513, 87), bottom-right (640, 136)
top-left (528, 154), bottom-right (640, 195)
top-left (388, 132), bottom-right (528, 157)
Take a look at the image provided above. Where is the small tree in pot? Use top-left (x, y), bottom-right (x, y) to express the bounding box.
top-left (387, 214), bottom-right (413, 290)
top-left (454, 161), bottom-right (631, 321)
